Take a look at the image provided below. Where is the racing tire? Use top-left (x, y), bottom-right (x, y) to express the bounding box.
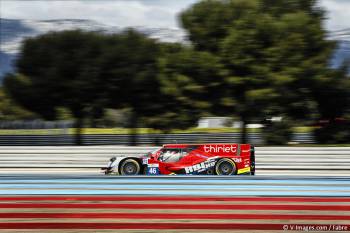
top-left (215, 158), bottom-right (236, 175)
top-left (120, 159), bottom-right (141, 175)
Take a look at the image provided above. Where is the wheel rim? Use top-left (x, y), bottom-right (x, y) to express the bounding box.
top-left (122, 162), bottom-right (138, 175)
top-left (217, 160), bottom-right (235, 175)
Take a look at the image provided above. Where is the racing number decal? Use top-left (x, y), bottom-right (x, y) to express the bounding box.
top-left (148, 168), bottom-right (158, 174)
top-left (147, 164), bottom-right (159, 175)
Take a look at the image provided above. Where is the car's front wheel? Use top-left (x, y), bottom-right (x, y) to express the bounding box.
top-left (215, 158), bottom-right (236, 175)
top-left (120, 159), bottom-right (141, 175)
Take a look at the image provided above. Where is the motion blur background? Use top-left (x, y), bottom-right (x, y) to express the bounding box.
top-left (1, 2), bottom-right (350, 231)
top-left (0, 0), bottom-right (350, 146)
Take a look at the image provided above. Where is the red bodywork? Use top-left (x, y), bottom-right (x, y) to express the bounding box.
top-left (143, 143), bottom-right (255, 175)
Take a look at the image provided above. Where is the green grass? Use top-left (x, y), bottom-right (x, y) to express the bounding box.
top-left (0, 127), bottom-right (253, 135)
top-left (292, 126), bottom-right (315, 133)
top-left (0, 126), bottom-right (314, 135)
top-left (171, 127), bottom-right (260, 133)
top-left (0, 128), bottom-right (149, 135)
top-left (0, 129), bottom-right (65, 135)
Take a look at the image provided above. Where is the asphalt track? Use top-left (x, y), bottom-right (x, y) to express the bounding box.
top-left (0, 175), bottom-right (350, 196)
top-left (1, 175), bottom-right (350, 231)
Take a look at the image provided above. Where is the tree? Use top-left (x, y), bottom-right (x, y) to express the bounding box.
top-left (0, 87), bottom-right (37, 121)
top-left (4, 29), bottom-right (200, 146)
top-left (312, 66), bottom-right (350, 143)
top-left (181, 0), bottom-right (338, 143)
top-left (103, 35), bottom-right (213, 145)
top-left (139, 43), bottom-right (214, 143)
top-left (4, 30), bottom-right (107, 144)
top-left (157, 43), bottom-right (224, 117)
top-left (101, 29), bottom-right (164, 145)
top-left (312, 67), bottom-right (350, 120)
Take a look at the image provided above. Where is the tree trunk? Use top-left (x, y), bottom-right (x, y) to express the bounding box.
top-left (240, 117), bottom-right (248, 144)
top-left (128, 111), bottom-right (138, 146)
top-left (74, 117), bottom-right (83, 145)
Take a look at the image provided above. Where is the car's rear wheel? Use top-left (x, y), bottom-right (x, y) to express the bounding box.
top-left (215, 158), bottom-right (236, 175)
top-left (120, 159), bottom-right (141, 175)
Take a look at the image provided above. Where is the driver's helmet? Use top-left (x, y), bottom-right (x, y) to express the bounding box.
top-left (160, 150), bottom-right (182, 162)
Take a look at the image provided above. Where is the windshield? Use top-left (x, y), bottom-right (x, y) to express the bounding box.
top-left (158, 149), bottom-right (184, 163)
top-left (145, 148), bottom-right (160, 157)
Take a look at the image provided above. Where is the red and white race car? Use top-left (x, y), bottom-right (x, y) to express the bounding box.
top-left (102, 143), bottom-right (255, 175)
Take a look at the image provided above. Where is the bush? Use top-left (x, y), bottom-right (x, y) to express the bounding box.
top-left (262, 120), bottom-right (293, 145)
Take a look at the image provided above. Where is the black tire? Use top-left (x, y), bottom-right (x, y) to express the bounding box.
top-left (120, 159), bottom-right (141, 175)
top-left (215, 158), bottom-right (236, 175)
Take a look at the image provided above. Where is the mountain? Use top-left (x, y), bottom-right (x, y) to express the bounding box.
top-left (0, 52), bottom-right (16, 77)
top-left (328, 28), bottom-right (350, 70)
top-left (0, 18), bottom-right (186, 79)
top-left (331, 41), bottom-right (350, 68)
top-left (1, 18), bottom-right (350, 79)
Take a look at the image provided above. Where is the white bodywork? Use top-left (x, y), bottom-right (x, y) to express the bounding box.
top-left (106, 148), bottom-right (161, 174)
top-left (106, 155), bottom-right (143, 174)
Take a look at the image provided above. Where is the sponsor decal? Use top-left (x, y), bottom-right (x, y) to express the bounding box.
top-left (185, 161), bottom-right (216, 174)
top-left (203, 145), bottom-right (237, 153)
top-left (237, 167), bottom-right (251, 174)
top-left (233, 158), bottom-right (242, 163)
top-left (142, 158), bottom-right (149, 165)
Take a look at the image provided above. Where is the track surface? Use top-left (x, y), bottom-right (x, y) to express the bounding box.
top-left (0, 145), bottom-right (349, 231)
top-left (1, 175), bottom-right (350, 196)
top-left (0, 175), bottom-right (350, 232)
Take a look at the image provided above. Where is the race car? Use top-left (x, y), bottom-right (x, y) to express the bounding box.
top-left (102, 143), bottom-right (255, 175)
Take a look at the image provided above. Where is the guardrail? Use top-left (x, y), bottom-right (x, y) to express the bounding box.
top-left (0, 132), bottom-right (314, 145)
top-left (0, 146), bottom-right (348, 176)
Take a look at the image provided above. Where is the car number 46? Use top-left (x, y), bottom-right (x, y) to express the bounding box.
top-left (147, 166), bottom-right (159, 175)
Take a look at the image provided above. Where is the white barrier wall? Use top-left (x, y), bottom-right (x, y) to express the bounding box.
top-left (0, 146), bottom-right (349, 176)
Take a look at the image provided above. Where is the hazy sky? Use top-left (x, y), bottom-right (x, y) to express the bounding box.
top-left (1, 0), bottom-right (349, 31)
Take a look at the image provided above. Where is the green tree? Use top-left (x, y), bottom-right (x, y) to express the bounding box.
top-left (312, 66), bottom-right (350, 143)
top-left (101, 29), bottom-right (164, 145)
top-left (158, 43), bottom-right (223, 117)
top-left (0, 87), bottom-right (37, 120)
top-left (312, 67), bottom-right (350, 120)
top-left (181, 0), bottom-right (338, 143)
top-left (4, 30), bottom-right (107, 144)
top-left (103, 36), bottom-right (209, 145)
top-left (139, 43), bottom-right (212, 144)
